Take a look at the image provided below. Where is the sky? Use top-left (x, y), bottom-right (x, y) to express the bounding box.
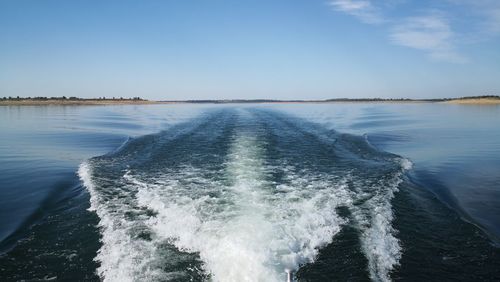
top-left (1, 0), bottom-right (500, 100)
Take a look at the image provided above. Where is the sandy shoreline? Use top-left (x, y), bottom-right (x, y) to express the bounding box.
top-left (445, 98), bottom-right (500, 104)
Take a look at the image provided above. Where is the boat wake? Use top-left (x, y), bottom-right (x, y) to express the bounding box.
top-left (79, 109), bottom-right (411, 282)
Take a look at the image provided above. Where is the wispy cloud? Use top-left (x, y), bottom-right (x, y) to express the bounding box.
top-left (328, 0), bottom-right (471, 63)
top-left (329, 0), bottom-right (383, 24)
top-left (390, 14), bottom-right (467, 63)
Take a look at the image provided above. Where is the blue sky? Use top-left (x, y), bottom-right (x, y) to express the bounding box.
top-left (1, 0), bottom-right (499, 100)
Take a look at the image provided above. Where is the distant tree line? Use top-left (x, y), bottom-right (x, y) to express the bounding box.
top-left (325, 98), bottom-right (413, 102)
top-left (327, 95), bottom-right (500, 102)
top-left (162, 95), bottom-right (500, 104)
top-left (1, 96), bottom-right (145, 100)
top-left (181, 99), bottom-right (296, 103)
top-left (2, 95), bottom-right (499, 103)
top-left (452, 95), bottom-right (500, 100)
top-left (415, 95), bottom-right (500, 102)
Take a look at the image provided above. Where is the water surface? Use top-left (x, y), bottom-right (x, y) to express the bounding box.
top-left (0, 103), bottom-right (499, 281)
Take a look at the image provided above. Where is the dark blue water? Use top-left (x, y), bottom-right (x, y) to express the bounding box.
top-left (0, 104), bottom-right (499, 281)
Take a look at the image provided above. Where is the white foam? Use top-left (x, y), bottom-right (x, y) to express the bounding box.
top-left (273, 111), bottom-right (410, 282)
top-left (130, 132), bottom-right (349, 281)
top-left (346, 160), bottom-right (409, 282)
top-left (79, 115), bottom-right (410, 282)
top-left (400, 158), bottom-right (413, 170)
top-left (78, 163), bottom-right (174, 282)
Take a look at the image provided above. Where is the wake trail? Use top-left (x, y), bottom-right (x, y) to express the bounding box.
top-left (79, 109), bottom-right (410, 282)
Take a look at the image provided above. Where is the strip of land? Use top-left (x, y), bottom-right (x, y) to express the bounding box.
top-left (445, 97), bottom-right (500, 104)
top-left (1, 96), bottom-right (499, 105)
top-left (0, 98), bottom-right (164, 106)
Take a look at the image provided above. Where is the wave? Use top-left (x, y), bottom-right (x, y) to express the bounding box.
top-left (346, 158), bottom-right (411, 282)
top-left (79, 109), bottom-right (410, 281)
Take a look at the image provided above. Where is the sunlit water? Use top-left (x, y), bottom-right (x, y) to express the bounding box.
top-left (0, 103), bottom-right (499, 281)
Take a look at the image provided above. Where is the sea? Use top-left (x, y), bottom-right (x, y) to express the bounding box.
top-left (0, 103), bottom-right (499, 281)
